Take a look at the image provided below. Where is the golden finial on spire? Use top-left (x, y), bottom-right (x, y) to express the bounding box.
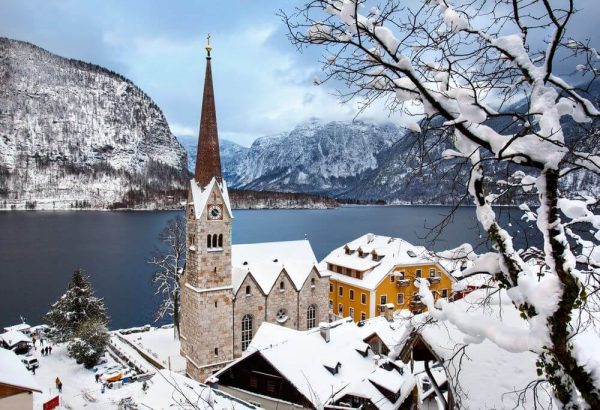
top-left (205, 33), bottom-right (212, 58)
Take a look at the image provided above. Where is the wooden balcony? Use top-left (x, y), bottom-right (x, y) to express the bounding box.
top-left (428, 276), bottom-right (441, 284)
top-left (396, 279), bottom-right (410, 288)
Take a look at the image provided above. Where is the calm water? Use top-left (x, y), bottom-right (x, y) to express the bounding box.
top-left (0, 206), bottom-right (528, 329)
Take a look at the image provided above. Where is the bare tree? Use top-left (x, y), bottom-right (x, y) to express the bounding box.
top-left (282, 0), bottom-right (600, 407)
top-left (148, 215), bottom-right (186, 339)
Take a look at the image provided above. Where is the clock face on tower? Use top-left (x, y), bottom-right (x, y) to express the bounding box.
top-left (207, 204), bottom-right (223, 220)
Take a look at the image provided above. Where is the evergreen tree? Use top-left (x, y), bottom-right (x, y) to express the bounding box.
top-left (67, 319), bottom-right (110, 368)
top-left (45, 269), bottom-right (108, 342)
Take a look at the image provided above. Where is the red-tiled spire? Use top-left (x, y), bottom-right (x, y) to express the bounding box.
top-left (194, 35), bottom-right (222, 187)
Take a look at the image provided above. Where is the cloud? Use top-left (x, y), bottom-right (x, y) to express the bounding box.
top-left (170, 124), bottom-right (196, 137)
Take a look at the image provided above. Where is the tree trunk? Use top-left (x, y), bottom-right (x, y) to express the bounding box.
top-left (173, 289), bottom-right (180, 340)
top-left (540, 169), bottom-right (600, 408)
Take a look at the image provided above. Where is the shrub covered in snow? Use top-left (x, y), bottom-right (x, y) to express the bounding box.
top-left (67, 319), bottom-right (110, 369)
top-left (45, 269), bottom-right (108, 343)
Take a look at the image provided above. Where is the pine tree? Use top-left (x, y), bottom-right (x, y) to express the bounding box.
top-left (45, 269), bottom-right (108, 342)
top-left (67, 319), bottom-right (110, 368)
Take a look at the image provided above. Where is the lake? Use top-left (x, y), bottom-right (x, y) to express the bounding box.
top-left (0, 206), bottom-right (530, 329)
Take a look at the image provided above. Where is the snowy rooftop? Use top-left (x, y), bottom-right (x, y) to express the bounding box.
top-left (231, 239), bottom-right (327, 294)
top-left (409, 289), bottom-right (556, 409)
top-left (217, 318), bottom-right (415, 410)
top-left (0, 330), bottom-right (32, 347)
top-left (319, 233), bottom-right (454, 290)
top-left (0, 348), bottom-right (41, 392)
top-left (3, 323), bottom-right (31, 333)
top-left (142, 369), bottom-right (256, 410)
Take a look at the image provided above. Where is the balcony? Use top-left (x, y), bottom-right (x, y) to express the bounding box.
top-left (410, 299), bottom-right (425, 308)
top-left (429, 276), bottom-right (441, 284)
top-left (396, 279), bottom-right (410, 288)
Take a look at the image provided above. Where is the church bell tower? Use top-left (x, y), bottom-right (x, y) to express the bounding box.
top-left (180, 35), bottom-right (234, 382)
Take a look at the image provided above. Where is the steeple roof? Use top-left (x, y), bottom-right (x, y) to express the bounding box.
top-left (194, 38), bottom-right (222, 187)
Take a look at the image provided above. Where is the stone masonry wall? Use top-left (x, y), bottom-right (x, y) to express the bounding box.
top-left (232, 274), bottom-right (267, 358)
top-left (265, 270), bottom-right (299, 329)
top-left (297, 268), bottom-right (330, 330)
top-left (181, 287), bottom-right (233, 382)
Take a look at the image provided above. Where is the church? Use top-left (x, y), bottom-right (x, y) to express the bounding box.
top-left (180, 39), bottom-right (330, 382)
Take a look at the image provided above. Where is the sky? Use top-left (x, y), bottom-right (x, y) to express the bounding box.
top-left (0, 0), bottom-right (597, 147)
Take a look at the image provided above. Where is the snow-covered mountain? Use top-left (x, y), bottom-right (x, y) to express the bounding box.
top-left (0, 38), bottom-right (189, 209)
top-left (182, 119), bottom-right (405, 197)
top-left (181, 111), bottom-right (600, 204)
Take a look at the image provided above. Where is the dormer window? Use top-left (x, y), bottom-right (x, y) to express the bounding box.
top-left (358, 250), bottom-right (364, 258)
top-left (344, 246), bottom-right (351, 255)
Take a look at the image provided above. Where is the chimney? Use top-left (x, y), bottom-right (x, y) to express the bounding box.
top-left (384, 303), bottom-right (394, 322)
top-left (319, 322), bottom-right (331, 343)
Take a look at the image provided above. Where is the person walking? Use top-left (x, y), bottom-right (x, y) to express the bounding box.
top-left (55, 377), bottom-right (60, 390)
top-left (48, 345), bottom-right (53, 355)
top-left (58, 380), bottom-right (62, 393)
top-left (95, 373), bottom-right (100, 383)
top-left (31, 366), bottom-right (36, 375)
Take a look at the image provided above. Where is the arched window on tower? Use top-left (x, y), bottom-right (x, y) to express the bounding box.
top-left (241, 315), bottom-right (253, 351)
top-left (218, 234), bottom-right (223, 248)
top-left (212, 234), bottom-right (217, 248)
top-left (207, 235), bottom-right (212, 248)
top-left (307, 304), bottom-right (317, 329)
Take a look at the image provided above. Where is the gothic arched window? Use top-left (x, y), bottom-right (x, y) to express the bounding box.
top-left (241, 315), bottom-right (253, 351)
top-left (212, 234), bottom-right (217, 248)
top-left (246, 285), bottom-right (251, 295)
top-left (207, 235), bottom-right (212, 248)
top-left (218, 234), bottom-right (223, 247)
top-left (307, 304), bottom-right (317, 329)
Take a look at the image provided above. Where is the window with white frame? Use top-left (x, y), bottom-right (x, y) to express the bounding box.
top-left (241, 314), bottom-right (253, 351)
top-left (429, 268), bottom-right (435, 277)
top-left (338, 303), bottom-right (343, 314)
top-left (349, 307), bottom-right (354, 319)
top-left (397, 293), bottom-right (404, 304)
top-left (338, 286), bottom-right (343, 296)
top-left (307, 304), bottom-right (317, 329)
top-left (415, 269), bottom-right (422, 278)
top-left (361, 293), bottom-right (367, 305)
top-left (380, 295), bottom-right (387, 305)
top-left (349, 289), bottom-right (355, 300)
top-left (441, 289), bottom-right (448, 298)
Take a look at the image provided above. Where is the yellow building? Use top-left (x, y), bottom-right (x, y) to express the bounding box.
top-left (320, 233), bottom-right (456, 322)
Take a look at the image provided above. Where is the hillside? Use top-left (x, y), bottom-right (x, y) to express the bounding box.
top-left (0, 37), bottom-right (189, 210)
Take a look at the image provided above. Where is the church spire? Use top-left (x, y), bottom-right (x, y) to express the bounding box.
top-left (194, 34), bottom-right (222, 187)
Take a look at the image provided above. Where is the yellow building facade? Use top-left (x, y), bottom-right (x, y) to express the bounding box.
top-left (320, 234), bottom-right (455, 322)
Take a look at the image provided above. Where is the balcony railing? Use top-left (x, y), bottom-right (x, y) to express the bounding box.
top-left (429, 276), bottom-right (441, 284)
top-left (396, 279), bottom-right (410, 288)
top-left (410, 299), bottom-right (425, 307)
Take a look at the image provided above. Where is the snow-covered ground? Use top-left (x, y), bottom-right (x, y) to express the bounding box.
top-left (30, 343), bottom-right (146, 409)
top-left (120, 326), bottom-right (186, 373)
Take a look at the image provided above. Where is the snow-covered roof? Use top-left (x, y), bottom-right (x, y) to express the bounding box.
top-left (0, 348), bottom-right (41, 392)
top-left (231, 239), bottom-right (327, 294)
top-left (189, 177), bottom-right (233, 220)
top-left (141, 369), bottom-right (255, 410)
top-left (3, 323), bottom-right (31, 333)
top-left (216, 318), bottom-right (415, 410)
top-left (357, 315), bottom-right (411, 356)
top-left (0, 330), bottom-right (32, 347)
top-left (320, 233), bottom-right (454, 290)
top-left (408, 289), bottom-right (556, 409)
